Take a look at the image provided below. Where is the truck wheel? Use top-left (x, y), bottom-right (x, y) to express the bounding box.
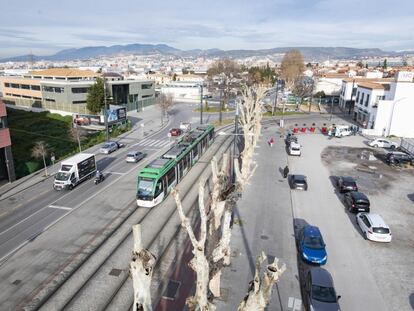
top-left (390, 145), bottom-right (395, 150)
top-left (68, 184), bottom-right (73, 190)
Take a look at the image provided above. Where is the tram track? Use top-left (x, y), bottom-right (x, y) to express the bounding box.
top-left (31, 128), bottom-right (234, 310)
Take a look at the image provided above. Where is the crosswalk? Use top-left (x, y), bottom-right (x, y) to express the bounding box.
top-left (134, 138), bottom-right (172, 148)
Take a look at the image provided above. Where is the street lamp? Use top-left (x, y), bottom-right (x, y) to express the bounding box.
top-left (386, 97), bottom-right (406, 137)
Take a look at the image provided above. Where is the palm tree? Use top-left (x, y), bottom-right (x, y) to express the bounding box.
top-left (32, 141), bottom-right (49, 176)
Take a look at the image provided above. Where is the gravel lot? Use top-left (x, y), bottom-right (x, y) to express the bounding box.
top-left (288, 132), bottom-right (414, 311)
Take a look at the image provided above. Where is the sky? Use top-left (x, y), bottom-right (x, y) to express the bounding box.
top-left (1, 0), bottom-right (414, 58)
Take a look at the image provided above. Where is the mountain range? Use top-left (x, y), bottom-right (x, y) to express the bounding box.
top-left (1, 43), bottom-right (412, 63)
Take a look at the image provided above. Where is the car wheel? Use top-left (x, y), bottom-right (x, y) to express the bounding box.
top-left (363, 232), bottom-right (368, 240)
top-left (374, 144), bottom-right (378, 148)
top-left (390, 145), bottom-right (395, 150)
top-left (68, 184), bottom-right (73, 190)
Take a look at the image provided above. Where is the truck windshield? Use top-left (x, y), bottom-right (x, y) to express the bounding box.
top-left (137, 177), bottom-right (155, 199)
top-left (55, 172), bottom-right (70, 181)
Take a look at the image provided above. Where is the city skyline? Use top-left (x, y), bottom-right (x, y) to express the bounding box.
top-left (1, 0), bottom-right (414, 58)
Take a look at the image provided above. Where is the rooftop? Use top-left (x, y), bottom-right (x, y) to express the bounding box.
top-left (358, 81), bottom-right (389, 90)
top-left (28, 68), bottom-right (99, 78)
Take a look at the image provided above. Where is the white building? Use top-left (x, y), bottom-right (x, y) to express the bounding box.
top-left (161, 81), bottom-right (202, 102)
top-left (314, 74), bottom-right (349, 96)
top-left (353, 71), bottom-right (414, 138)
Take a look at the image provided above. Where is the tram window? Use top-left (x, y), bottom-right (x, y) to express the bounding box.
top-left (166, 167), bottom-right (176, 187)
top-left (193, 145), bottom-right (198, 157)
top-left (154, 181), bottom-right (163, 197)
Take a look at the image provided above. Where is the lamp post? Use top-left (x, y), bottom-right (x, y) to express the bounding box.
top-left (103, 81), bottom-right (109, 142)
top-left (386, 97), bottom-right (406, 137)
top-left (199, 84), bottom-right (203, 124)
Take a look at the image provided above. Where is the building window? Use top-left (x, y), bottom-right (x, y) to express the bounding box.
top-left (142, 94), bottom-right (153, 98)
top-left (21, 84), bottom-right (30, 89)
top-left (71, 87), bottom-right (89, 94)
top-left (356, 91), bottom-right (359, 102)
top-left (4, 83), bottom-right (10, 87)
top-left (141, 83), bottom-right (153, 89)
top-left (365, 94), bottom-right (370, 107)
top-left (360, 93), bottom-right (364, 106)
top-left (31, 85), bottom-right (41, 91)
top-left (72, 100), bottom-right (87, 104)
top-left (42, 86), bottom-right (64, 93)
top-left (11, 83), bottom-right (20, 89)
top-left (45, 98), bottom-right (56, 102)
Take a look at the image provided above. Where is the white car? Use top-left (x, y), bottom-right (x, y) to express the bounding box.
top-left (356, 213), bottom-right (392, 242)
top-left (369, 138), bottom-right (398, 149)
top-left (334, 125), bottom-right (352, 137)
top-left (289, 142), bottom-right (301, 156)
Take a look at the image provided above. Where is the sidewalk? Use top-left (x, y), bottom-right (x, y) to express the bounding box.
top-left (0, 105), bottom-right (167, 201)
top-left (215, 124), bottom-right (302, 310)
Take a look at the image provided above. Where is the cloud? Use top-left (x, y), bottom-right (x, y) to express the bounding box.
top-left (0, 0), bottom-right (413, 57)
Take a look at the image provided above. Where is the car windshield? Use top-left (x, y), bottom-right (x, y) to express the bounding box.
top-left (103, 143), bottom-right (111, 148)
top-left (55, 172), bottom-right (70, 181)
top-left (304, 236), bottom-right (324, 249)
top-left (373, 227), bottom-right (390, 234)
top-left (127, 153), bottom-right (137, 157)
top-left (137, 178), bottom-right (155, 197)
top-left (292, 147), bottom-right (300, 151)
top-left (312, 285), bottom-right (337, 303)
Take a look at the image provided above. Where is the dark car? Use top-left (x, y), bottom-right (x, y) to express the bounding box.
top-left (169, 128), bottom-right (182, 137)
top-left (285, 133), bottom-right (298, 146)
top-left (385, 151), bottom-right (413, 166)
top-left (336, 176), bottom-right (358, 193)
top-left (290, 174), bottom-right (308, 190)
top-left (344, 191), bottom-right (370, 213)
top-left (298, 225), bottom-right (327, 265)
top-left (303, 268), bottom-right (341, 311)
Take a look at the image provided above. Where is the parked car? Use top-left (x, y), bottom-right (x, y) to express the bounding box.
top-left (126, 151), bottom-right (145, 163)
top-left (100, 141), bottom-right (118, 154)
top-left (334, 125), bottom-right (352, 137)
top-left (298, 225), bottom-right (327, 265)
top-left (344, 191), bottom-right (370, 213)
top-left (369, 138), bottom-right (398, 149)
top-left (303, 268), bottom-right (341, 311)
top-left (356, 213), bottom-right (392, 242)
top-left (290, 174), bottom-right (308, 190)
top-left (169, 128), bottom-right (182, 137)
top-left (289, 142), bottom-right (302, 156)
top-left (385, 151), bottom-right (413, 166)
top-left (336, 176), bottom-right (358, 193)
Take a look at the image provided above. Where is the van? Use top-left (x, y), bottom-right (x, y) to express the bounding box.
top-left (289, 142), bottom-right (301, 156)
top-left (334, 125), bottom-right (352, 137)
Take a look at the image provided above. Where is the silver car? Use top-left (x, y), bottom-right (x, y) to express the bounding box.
top-left (126, 151), bottom-right (145, 163)
top-left (100, 141), bottom-right (118, 154)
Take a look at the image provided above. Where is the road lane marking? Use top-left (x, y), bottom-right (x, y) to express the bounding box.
top-left (49, 205), bottom-right (72, 211)
top-left (287, 297), bottom-right (302, 310)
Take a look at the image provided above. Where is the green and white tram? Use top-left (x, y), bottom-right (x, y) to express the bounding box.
top-left (136, 124), bottom-right (215, 207)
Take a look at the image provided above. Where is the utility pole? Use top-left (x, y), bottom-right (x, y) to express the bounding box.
top-left (103, 81), bottom-right (109, 141)
top-left (233, 100), bottom-right (239, 183)
top-left (272, 79), bottom-right (279, 116)
top-left (200, 84), bottom-right (203, 124)
top-left (219, 88), bottom-right (223, 125)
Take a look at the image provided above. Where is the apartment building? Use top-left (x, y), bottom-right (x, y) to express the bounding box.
top-left (0, 68), bottom-right (155, 114)
top-left (0, 100), bottom-right (15, 183)
top-left (352, 71), bottom-right (414, 137)
top-left (161, 81), bottom-right (203, 102)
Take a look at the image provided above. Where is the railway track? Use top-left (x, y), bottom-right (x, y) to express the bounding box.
top-left (30, 127), bottom-right (235, 310)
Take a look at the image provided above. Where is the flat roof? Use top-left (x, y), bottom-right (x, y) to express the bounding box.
top-left (29, 68), bottom-right (99, 78)
top-left (62, 153), bottom-right (95, 164)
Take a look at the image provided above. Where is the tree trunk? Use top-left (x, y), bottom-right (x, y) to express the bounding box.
top-left (130, 224), bottom-right (156, 311)
top-left (42, 154), bottom-right (48, 176)
top-left (237, 252), bottom-right (286, 311)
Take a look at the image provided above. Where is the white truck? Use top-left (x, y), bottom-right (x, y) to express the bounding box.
top-left (179, 122), bottom-right (191, 132)
top-left (334, 125), bottom-right (353, 137)
top-left (53, 153), bottom-right (97, 190)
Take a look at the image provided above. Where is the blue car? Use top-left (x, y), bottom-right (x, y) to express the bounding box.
top-left (298, 225), bottom-right (327, 265)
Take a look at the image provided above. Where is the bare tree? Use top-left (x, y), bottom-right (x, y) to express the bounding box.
top-left (280, 49), bottom-right (305, 90)
top-left (31, 141), bottom-right (49, 176)
top-left (237, 252), bottom-right (286, 311)
top-left (69, 126), bottom-right (88, 152)
top-left (292, 76), bottom-right (314, 110)
top-left (130, 224), bottom-right (156, 311)
top-left (156, 93), bottom-right (174, 125)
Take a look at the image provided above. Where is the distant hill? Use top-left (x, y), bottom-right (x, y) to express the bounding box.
top-left (0, 43), bottom-right (405, 62)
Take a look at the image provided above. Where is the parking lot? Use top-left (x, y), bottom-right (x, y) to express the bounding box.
top-left (287, 132), bottom-right (414, 311)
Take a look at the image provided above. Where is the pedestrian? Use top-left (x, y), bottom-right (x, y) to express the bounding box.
top-left (269, 137), bottom-right (274, 147)
top-left (283, 165), bottom-right (289, 178)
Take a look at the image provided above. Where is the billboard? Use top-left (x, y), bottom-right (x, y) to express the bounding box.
top-left (107, 106), bottom-right (127, 125)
